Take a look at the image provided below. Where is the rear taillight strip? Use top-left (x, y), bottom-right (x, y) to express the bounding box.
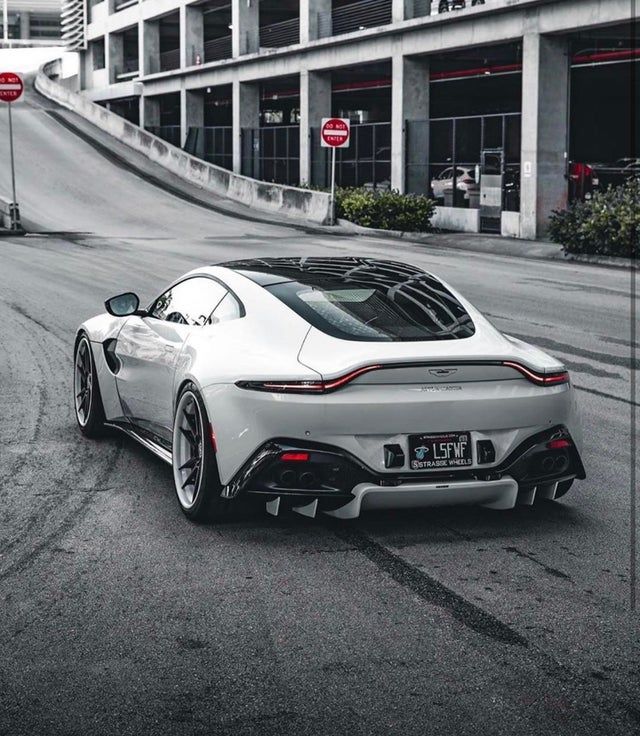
top-left (236, 361), bottom-right (568, 394)
top-left (236, 365), bottom-right (382, 394)
top-left (501, 361), bottom-right (569, 386)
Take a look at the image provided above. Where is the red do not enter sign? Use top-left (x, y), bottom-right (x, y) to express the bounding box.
top-left (0, 72), bottom-right (24, 103)
top-left (321, 117), bottom-right (350, 148)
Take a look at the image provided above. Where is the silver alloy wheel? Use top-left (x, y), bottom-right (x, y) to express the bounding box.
top-left (173, 391), bottom-right (204, 510)
top-left (74, 337), bottom-right (93, 427)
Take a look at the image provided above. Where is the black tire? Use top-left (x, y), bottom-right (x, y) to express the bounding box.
top-left (554, 479), bottom-right (574, 499)
top-left (172, 383), bottom-right (239, 523)
top-left (439, 1), bottom-right (450, 12)
top-left (73, 333), bottom-right (106, 438)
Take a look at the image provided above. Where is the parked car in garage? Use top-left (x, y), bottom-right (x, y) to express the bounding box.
top-left (437, 0), bottom-right (485, 12)
top-left (431, 166), bottom-right (476, 201)
top-left (568, 161), bottom-right (598, 202)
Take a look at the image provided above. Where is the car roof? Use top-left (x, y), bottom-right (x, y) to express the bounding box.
top-left (216, 257), bottom-right (438, 289)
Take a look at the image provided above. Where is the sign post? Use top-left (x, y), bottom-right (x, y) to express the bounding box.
top-left (321, 117), bottom-right (350, 226)
top-left (0, 72), bottom-right (23, 231)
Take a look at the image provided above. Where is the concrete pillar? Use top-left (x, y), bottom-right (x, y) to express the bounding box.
top-left (181, 88), bottom-right (204, 148)
top-left (299, 69), bottom-right (331, 185)
top-left (180, 4), bottom-right (203, 68)
top-left (232, 0), bottom-right (259, 57)
top-left (19, 11), bottom-right (29, 39)
top-left (300, 0), bottom-right (332, 43)
top-left (232, 80), bottom-right (260, 174)
top-left (140, 96), bottom-right (160, 131)
top-left (520, 33), bottom-right (570, 240)
top-left (142, 19), bottom-right (160, 76)
top-left (392, 0), bottom-right (412, 23)
top-left (391, 51), bottom-right (430, 193)
top-left (108, 32), bottom-right (124, 84)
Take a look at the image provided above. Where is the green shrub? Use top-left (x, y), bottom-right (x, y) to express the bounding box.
top-left (548, 180), bottom-right (639, 258)
top-left (336, 188), bottom-right (435, 232)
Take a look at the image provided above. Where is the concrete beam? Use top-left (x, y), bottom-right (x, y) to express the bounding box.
top-left (520, 33), bottom-right (569, 240)
top-left (232, 80), bottom-right (259, 174)
top-left (391, 50), bottom-right (429, 193)
top-left (232, 0), bottom-right (259, 58)
top-left (300, 0), bottom-right (332, 44)
top-left (134, 0), bottom-right (631, 96)
top-left (299, 69), bottom-right (331, 185)
top-left (181, 4), bottom-right (204, 69)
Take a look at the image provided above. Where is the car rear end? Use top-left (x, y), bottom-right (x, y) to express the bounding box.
top-left (209, 258), bottom-right (584, 518)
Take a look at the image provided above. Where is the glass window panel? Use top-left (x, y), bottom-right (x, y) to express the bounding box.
top-left (455, 117), bottom-right (481, 165)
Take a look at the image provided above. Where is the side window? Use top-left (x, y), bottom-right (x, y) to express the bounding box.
top-left (209, 292), bottom-right (242, 325)
top-left (150, 277), bottom-right (228, 326)
top-left (440, 168), bottom-right (452, 180)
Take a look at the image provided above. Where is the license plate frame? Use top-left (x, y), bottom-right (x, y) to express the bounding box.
top-left (408, 431), bottom-right (473, 471)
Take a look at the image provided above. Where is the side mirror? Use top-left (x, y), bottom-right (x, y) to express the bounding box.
top-left (105, 292), bottom-right (142, 317)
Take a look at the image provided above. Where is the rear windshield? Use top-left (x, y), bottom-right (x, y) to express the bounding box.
top-left (267, 276), bottom-right (475, 342)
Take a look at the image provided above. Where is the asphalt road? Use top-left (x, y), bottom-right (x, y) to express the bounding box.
top-left (0, 87), bottom-right (638, 736)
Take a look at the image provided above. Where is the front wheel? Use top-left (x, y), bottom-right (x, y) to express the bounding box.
top-left (73, 334), bottom-right (106, 437)
top-left (172, 384), bottom-right (237, 522)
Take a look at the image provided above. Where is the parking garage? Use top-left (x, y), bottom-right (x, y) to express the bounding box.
top-left (78, 0), bottom-right (636, 237)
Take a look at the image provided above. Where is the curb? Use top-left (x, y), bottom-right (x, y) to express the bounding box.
top-left (327, 219), bottom-right (638, 270)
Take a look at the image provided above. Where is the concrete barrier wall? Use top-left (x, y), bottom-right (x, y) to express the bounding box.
top-left (432, 206), bottom-right (480, 234)
top-left (501, 211), bottom-right (521, 239)
top-left (35, 61), bottom-right (331, 224)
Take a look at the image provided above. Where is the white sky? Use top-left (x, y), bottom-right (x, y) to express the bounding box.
top-left (0, 47), bottom-right (78, 75)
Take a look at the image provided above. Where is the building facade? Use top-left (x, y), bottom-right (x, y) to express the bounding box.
top-left (70, 0), bottom-right (637, 237)
top-left (1, 0), bottom-right (61, 43)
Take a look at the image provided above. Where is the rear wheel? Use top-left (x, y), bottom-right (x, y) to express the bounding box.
top-left (172, 384), bottom-right (238, 522)
top-left (73, 334), bottom-right (106, 437)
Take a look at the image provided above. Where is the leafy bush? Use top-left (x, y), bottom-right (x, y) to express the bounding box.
top-left (336, 188), bottom-right (435, 232)
top-left (548, 180), bottom-right (639, 258)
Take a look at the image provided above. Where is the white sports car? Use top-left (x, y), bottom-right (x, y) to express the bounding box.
top-left (73, 257), bottom-right (585, 522)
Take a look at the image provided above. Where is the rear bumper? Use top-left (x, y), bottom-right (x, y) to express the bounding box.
top-left (221, 425), bottom-right (585, 518)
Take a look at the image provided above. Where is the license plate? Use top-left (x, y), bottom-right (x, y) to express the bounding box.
top-left (408, 432), bottom-right (472, 470)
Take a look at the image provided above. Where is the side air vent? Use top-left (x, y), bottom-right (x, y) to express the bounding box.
top-left (103, 339), bottom-right (120, 374)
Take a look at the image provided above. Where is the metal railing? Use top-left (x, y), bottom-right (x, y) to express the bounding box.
top-left (159, 48), bottom-right (180, 72)
top-left (146, 125), bottom-right (182, 148)
top-left (203, 35), bottom-right (232, 63)
top-left (405, 112), bottom-right (520, 207)
top-left (319, 0), bottom-right (392, 38)
top-left (242, 126), bottom-right (300, 186)
top-left (185, 126), bottom-right (233, 170)
top-left (259, 17), bottom-right (300, 48)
